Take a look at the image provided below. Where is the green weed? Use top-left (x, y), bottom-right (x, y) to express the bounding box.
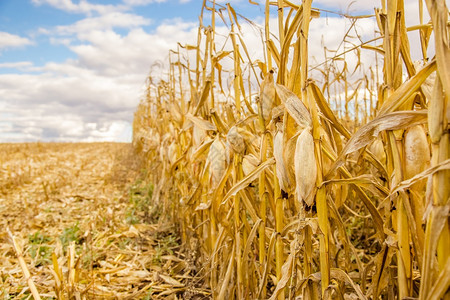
top-left (125, 180), bottom-right (155, 224)
top-left (152, 234), bottom-right (179, 265)
top-left (60, 222), bottom-right (81, 248)
top-left (28, 232), bottom-right (53, 267)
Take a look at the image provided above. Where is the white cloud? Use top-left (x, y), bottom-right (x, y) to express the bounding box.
top-left (123, 0), bottom-right (167, 5)
top-left (314, 0), bottom-right (378, 13)
top-left (309, 16), bottom-right (378, 66)
top-left (0, 70), bottom-right (138, 142)
top-left (0, 62), bottom-right (33, 69)
top-left (49, 37), bottom-right (73, 46)
top-left (31, 0), bottom-right (175, 14)
top-left (52, 12), bottom-right (151, 35)
top-left (0, 18), bottom-right (198, 142)
top-left (31, 0), bottom-right (124, 15)
top-left (0, 32), bottom-right (33, 51)
top-left (215, 0), bottom-right (241, 3)
top-left (86, 120), bottom-right (132, 142)
top-left (0, 106), bottom-right (132, 142)
top-left (66, 20), bottom-right (197, 77)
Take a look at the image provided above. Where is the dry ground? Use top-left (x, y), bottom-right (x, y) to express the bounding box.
top-left (0, 143), bottom-right (207, 299)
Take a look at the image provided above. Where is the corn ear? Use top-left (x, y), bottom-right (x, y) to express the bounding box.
top-left (207, 137), bottom-right (228, 187)
top-left (404, 125), bottom-right (430, 184)
top-left (242, 154), bottom-right (259, 176)
top-left (227, 125), bottom-right (245, 154)
top-left (294, 128), bottom-right (316, 206)
top-left (260, 70), bottom-right (276, 123)
top-left (274, 127), bottom-right (291, 192)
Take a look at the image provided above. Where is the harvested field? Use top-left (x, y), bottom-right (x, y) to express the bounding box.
top-left (0, 143), bottom-right (206, 299)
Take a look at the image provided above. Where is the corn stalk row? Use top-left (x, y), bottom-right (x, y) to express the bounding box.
top-left (133, 0), bottom-right (449, 298)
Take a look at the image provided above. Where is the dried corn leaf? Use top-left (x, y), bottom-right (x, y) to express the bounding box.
top-left (425, 0), bottom-right (450, 101)
top-left (283, 133), bottom-right (298, 185)
top-left (191, 138), bottom-right (214, 161)
top-left (186, 113), bottom-right (217, 131)
top-left (371, 242), bottom-right (395, 299)
top-left (308, 81), bottom-right (351, 139)
top-left (428, 258), bottom-right (450, 300)
top-left (242, 219), bottom-right (262, 259)
top-left (330, 268), bottom-right (367, 300)
top-left (195, 201), bottom-right (211, 211)
top-left (321, 175), bottom-right (389, 199)
top-left (221, 158), bottom-right (275, 205)
top-left (193, 125), bottom-right (207, 147)
top-left (378, 60), bottom-right (436, 115)
top-left (414, 61), bottom-right (436, 100)
top-left (217, 246), bottom-right (235, 299)
top-left (428, 74), bottom-right (445, 143)
top-left (390, 159), bottom-right (450, 195)
top-left (257, 232), bottom-right (277, 298)
top-left (268, 249), bottom-right (294, 300)
top-left (193, 80), bottom-right (211, 115)
top-left (369, 138), bottom-right (386, 165)
top-left (329, 111), bottom-right (428, 174)
top-left (158, 274), bottom-right (183, 287)
top-left (420, 204), bottom-right (450, 299)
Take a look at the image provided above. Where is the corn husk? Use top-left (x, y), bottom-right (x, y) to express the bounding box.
top-left (275, 84), bottom-right (312, 128)
top-left (167, 141), bottom-right (177, 165)
top-left (169, 102), bottom-right (183, 124)
top-left (207, 137), bottom-right (228, 187)
top-left (259, 71), bottom-right (276, 123)
top-left (369, 138), bottom-right (386, 165)
top-left (274, 128), bottom-right (291, 192)
top-left (193, 125), bottom-right (207, 148)
top-left (428, 76), bottom-right (445, 144)
top-left (294, 128), bottom-right (317, 206)
top-left (227, 126), bottom-right (245, 154)
top-left (242, 154), bottom-right (259, 176)
top-left (404, 125), bottom-right (430, 189)
top-left (414, 61), bottom-right (436, 101)
top-left (283, 133), bottom-right (298, 186)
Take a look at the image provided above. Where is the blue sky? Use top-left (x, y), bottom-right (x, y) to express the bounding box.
top-left (0, 1), bottom-right (191, 66)
top-left (0, 0), bottom-right (436, 142)
top-left (0, 1), bottom-right (203, 69)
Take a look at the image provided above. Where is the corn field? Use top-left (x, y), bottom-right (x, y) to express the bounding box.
top-left (133, 0), bottom-right (449, 299)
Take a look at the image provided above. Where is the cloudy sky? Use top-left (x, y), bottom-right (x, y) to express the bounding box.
top-left (0, 0), bottom-right (438, 143)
